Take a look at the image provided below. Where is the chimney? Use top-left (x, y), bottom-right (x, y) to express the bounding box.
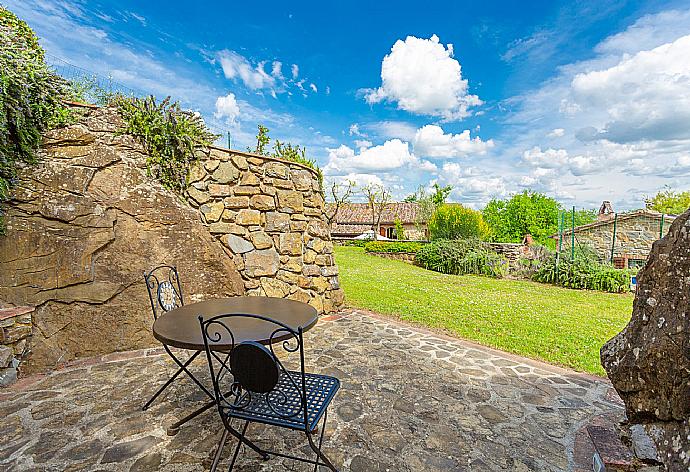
top-left (598, 201), bottom-right (614, 221)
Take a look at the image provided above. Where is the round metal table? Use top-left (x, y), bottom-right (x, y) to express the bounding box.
top-left (151, 296), bottom-right (318, 435)
top-left (153, 296), bottom-right (319, 351)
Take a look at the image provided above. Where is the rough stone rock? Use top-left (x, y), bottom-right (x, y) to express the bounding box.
top-left (211, 161), bottom-right (239, 183)
top-left (0, 107), bottom-right (244, 373)
top-left (244, 249), bottom-right (280, 277)
top-left (265, 212), bottom-right (290, 232)
top-left (249, 195), bottom-right (275, 210)
top-left (601, 208), bottom-right (690, 469)
top-left (277, 190), bottom-right (303, 213)
top-left (235, 209), bottom-right (261, 226)
top-left (222, 235), bottom-right (254, 254)
top-left (0, 345), bottom-right (13, 368)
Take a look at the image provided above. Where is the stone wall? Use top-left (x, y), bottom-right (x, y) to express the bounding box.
top-left (560, 214), bottom-right (671, 262)
top-left (0, 106), bottom-right (245, 373)
top-left (0, 306), bottom-right (34, 385)
top-left (368, 252), bottom-right (417, 263)
top-left (185, 147), bottom-right (344, 313)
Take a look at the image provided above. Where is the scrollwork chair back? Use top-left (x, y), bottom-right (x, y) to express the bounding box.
top-left (144, 265), bottom-right (184, 320)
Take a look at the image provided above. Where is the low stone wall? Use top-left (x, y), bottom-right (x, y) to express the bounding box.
top-left (368, 252), bottom-right (417, 263)
top-left (487, 242), bottom-right (531, 266)
top-left (185, 147), bottom-right (343, 313)
top-left (0, 306), bottom-right (34, 386)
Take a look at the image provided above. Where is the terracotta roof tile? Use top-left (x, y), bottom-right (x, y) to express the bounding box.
top-left (327, 202), bottom-right (420, 225)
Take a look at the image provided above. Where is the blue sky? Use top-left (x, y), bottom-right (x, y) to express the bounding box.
top-left (7, 0), bottom-right (690, 209)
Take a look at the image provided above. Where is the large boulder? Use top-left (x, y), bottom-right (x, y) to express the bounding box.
top-left (601, 208), bottom-right (690, 469)
top-left (0, 106), bottom-right (244, 373)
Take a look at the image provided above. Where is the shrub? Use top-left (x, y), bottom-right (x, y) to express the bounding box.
top-left (0, 6), bottom-right (71, 230)
top-left (339, 239), bottom-right (369, 247)
top-left (115, 95), bottom-right (218, 194)
top-left (533, 248), bottom-right (633, 293)
top-left (415, 239), bottom-right (508, 278)
top-left (364, 241), bottom-right (424, 254)
top-left (429, 204), bottom-right (490, 240)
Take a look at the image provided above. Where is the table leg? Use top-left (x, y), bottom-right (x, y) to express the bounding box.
top-left (167, 398), bottom-right (217, 436)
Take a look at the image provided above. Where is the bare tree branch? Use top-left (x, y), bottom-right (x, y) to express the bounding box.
top-left (362, 184), bottom-right (392, 239)
top-left (325, 180), bottom-right (356, 226)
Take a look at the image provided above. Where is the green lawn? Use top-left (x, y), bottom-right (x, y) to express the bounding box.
top-left (335, 246), bottom-right (633, 375)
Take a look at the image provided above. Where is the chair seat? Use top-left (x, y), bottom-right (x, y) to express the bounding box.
top-left (220, 371), bottom-right (340, 432)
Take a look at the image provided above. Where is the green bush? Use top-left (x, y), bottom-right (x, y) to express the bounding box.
top-left (533, 248), bottom-right (633, 293)
top-left (0, 6), bottom-right (71, 230)
top-left (338, 239), bottom-right (369, 247)
top-left (364, 241), bottom-right (424, 253)
top-left (415, 239), bottom-right (508, 278)
top-left (429, 204), bottom-right (490, 240)
top-left (115, 95), bottom-right (218, 194)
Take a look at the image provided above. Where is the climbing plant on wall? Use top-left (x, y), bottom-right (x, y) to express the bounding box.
top-left (0, 6), bottom-right (71, 231)
top-left (115, 95), bottom-right (218, 194)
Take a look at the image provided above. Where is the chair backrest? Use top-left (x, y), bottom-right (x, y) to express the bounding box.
top-left (198, 313), bottom-right (308, 426)
top-left (144, 265), bottom-right (184, 320)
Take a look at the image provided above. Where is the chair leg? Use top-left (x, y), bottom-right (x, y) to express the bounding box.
top-left (165, 347), bottom-right (215, 400)
top-left (142, 350), bottom-right (200, 411)
top-left (227, 421), bottom-right (250, 472)
top-left (211, 428), bottom-right (229, 472)
top-left (306, 409), bottom-right (339, 472)
top-left (313, 412), bottom-right (328, 472)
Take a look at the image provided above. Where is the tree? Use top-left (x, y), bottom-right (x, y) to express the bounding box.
top-left (645, 187), bottom-right (690, 215)
top-left (394, 218), bottom-right (405, 240)
top-left (325, 180), bottom-right (356, 226)
top-left (430, 183), bottom-right (452, 206)
top-left (362, 184), bottom-right (392, 238)
top-left (405, 184), bottom-right (452, 233)
top-left (482, 191), bottom-right (561, 246)
top-left (429, 204), bottom-right (490, 240)
top-left (248, 124), bottom-right (270, 155)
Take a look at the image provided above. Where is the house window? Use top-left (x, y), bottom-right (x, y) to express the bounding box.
top-left (627, 258), bottom-right (646, 269)
top-left (386, 227), bottom-right (396, 239)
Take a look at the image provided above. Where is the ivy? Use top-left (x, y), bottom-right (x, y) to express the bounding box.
top-left (0, 6), bottom-right (71, 231)
top-left (114, 95), bottom-right (218, 194)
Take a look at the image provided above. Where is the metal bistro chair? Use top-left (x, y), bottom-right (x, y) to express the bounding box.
top-left (142, 265), bottom-right (213, 411)
top-left (199, 313), bottom-right (340, 472)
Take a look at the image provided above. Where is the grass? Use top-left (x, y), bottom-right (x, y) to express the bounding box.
top-left (335, 246), bottom-right (633, 375)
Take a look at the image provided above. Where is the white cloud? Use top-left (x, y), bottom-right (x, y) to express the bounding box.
top-left (309, 83), bottom-right (317, 93)
top-left (271, 61), bottom-right (283, 78)
top-left (413, 125), bottom-right (494, 159)
top-left (324, 140), bottom-right (417, 174)
top-left (214, 93), bottom-right (240, 125)
top-left (218, 50), bottom-right (276, 90)
top-left (365, 121), bottom-right (417, 141)
top-left (548, 128), bottom-right (565, 137)
top-left (570, 34), bottom-right (690, 143)
top-left (291, 64), bottom-right (299, 79)
top-left (595, 9), bottom-right (690, 55)
top-left (363, 35), bottom-right (482, 120)
top-left (522, 147), bottom-right (569, 168)
top-left (354, 139), bottom-right (372, 149)
top-left (348, 123), bottom-right (365, 137)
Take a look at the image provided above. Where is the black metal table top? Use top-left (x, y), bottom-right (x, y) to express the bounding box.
top-left (152, 297), bottom-right (318, 350)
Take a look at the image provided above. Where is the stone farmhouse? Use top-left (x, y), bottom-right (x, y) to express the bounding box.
top-left (329, 202), bottom-right (427, 240)
top-left (556, 201), bottom-right (675, 268)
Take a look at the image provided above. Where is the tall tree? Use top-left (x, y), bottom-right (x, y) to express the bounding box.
top-left (482, 190), bottom-right (561, 246)
top-left (645, 187), bottom-right (690, 215)
top-left (362, 184), bottom-right (392, 238)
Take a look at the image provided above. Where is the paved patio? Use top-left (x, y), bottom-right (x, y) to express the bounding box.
top-left (0, 310), bottom-right (623, 471)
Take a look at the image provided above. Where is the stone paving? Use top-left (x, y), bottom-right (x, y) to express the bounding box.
top-left (0, 310), bottom-right (624, 471)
